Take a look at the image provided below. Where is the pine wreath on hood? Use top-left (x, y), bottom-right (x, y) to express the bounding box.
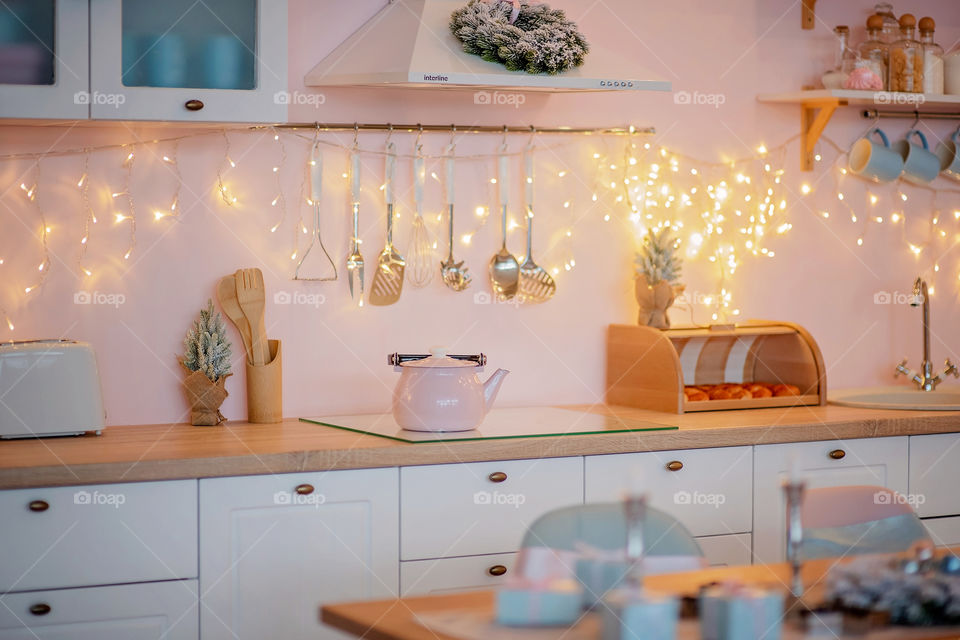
top-left (449, 0), bottom-right (589, 75)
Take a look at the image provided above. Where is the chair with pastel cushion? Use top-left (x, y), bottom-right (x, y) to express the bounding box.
top-left (800, 485), bottom-right (931, 560)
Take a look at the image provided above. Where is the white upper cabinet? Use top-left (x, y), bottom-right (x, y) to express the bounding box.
top-left (0, 0), bottom-right (89, 119)
top-left (89, 0), bottom-right (286, 122)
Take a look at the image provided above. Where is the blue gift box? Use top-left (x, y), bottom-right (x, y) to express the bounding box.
top-left (576, 557), bottom-right (632, 609)
top-left (699, 586), bottom-right (784, 640)
top-left (601, 588), bottom-right (679, 640)
top-left (496, 578), bottom-right (582, 627)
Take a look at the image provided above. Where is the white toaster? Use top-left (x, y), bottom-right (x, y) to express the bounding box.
top-left (0, 340), bottom-right (106, 438)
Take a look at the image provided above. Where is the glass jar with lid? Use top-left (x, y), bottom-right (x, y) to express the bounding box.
top-left (855, 15), bottom-right (889, 90)
top-left (919, 17), bottom-right (944, 94)
top-left (822, 25), bottom-right (856, 90)
top-left (889, 13), bottom-right (923, 92)
top-left (874, 2), bottom-right (899, 44)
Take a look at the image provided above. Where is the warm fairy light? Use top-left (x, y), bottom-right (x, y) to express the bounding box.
top-left (290, 251), bottom-right (297, 260)
top-left (800, 184), bottom-right (811, 195)
top-left (24, 286), bottom-right (33, 294)
top-left (891, 213), bottom-right (900, 223)
top-left (869, 194), bottom-right (879, 205)
top-left (162, 156), bottom-right (172, 163)
top-left (114, 213), bottom-right (126, 223)
top-left (954, 210), bottom-right (960, 220)
top-left (124, 250), bottom-right (131, 260)
top-left (934, 264), bottom-right (940, 272)
top-left (461, 233), bottom-right (473, 244)
top-left (270, 223), bottom-right (280, 233)
top-left (756, 144), bottom-right (767, 154)
top-left (563, 201), bottom-right (570, 208)
top-left (154, 211), bottom-right (165, 220)
top-left (821, 212), bottom-right (829, 218)
top-left (82, 267), bottom-right (92, 276)
top-left (875, 216), bottom-right (883, 223)
top-left (901, 193), bottom-right (908, 201)
top-left (77, 174), bottom-right (86, 188)
top-left (909, 244), bottom-right (921, 255)
top-left (6, 318), bottom-right (13, 331)
top-left (837, 193), bottom-right (844, 201)
top-left (490, 178), bottom-right (497, 184)
top-left (558, 170), bottom-right (567, 177)
top-left (475, 206), bottom-right (486, 217)
top-left (814, 153), bottom-right (822, 162)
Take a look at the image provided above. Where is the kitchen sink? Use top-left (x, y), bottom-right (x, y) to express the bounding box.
top-left (829, 386), bottom-right (960, 411)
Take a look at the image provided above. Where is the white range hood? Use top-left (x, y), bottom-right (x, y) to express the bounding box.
top-left (304, 0), bottom-right (670, 92)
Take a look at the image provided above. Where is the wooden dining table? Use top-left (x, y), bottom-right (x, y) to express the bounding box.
top-left (321, 550), bottom-right (960, 640)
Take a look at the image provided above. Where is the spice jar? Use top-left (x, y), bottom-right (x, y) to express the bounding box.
top-left (888, 14), bottom-right (923, 93)
top-left (822, 25), bottom-right (856, 90)
top-left (873, 2), bottom-right (899, 44)
top-left (855, 15), bottom-right (889, 90)
top-left (919, 17), bottom-right (944, 94)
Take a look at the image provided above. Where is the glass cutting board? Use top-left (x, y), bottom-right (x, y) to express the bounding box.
top-left (300, 407), bottom-right (677, 443)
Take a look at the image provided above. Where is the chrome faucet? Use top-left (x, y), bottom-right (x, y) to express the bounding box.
top-left (895, 277), bottom-right (959, 391)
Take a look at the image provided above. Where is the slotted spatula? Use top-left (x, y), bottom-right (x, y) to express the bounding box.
top-left (235, 268), bottom-right (269, 366)
top-left (518, 144), bottom-right (556, 303)
top-left (370, 141), bottom-right (405, 305)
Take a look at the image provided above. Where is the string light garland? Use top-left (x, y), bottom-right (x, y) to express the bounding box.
top-left (158, 140), bottom-right (181, 221)
top-left (112, 149), bottom-right (137, 260)
top-left (77, 151), bottom-right (95, 277)
top-left (216, 131), bottom-right (237, 206)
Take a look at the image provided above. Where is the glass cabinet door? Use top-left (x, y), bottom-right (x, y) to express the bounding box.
top-left (90, 0), bottom-right (287, 123)
top-left (0, 0), bottom-right (89, 119)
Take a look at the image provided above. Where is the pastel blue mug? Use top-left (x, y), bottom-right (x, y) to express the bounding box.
top-left (145, 33), bottom-right (187, 88)
top-left (203, 35), bottom-right (248, 90)
top-left (849, 128), bottom-right (903, 183)
top-left (935, 130), bottom-right (960, 182)
top-left (894, 129), bottom-right (941, 185)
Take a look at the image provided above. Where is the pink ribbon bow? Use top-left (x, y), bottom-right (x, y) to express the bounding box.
top-left (483, 0), bottom-right (521, 24)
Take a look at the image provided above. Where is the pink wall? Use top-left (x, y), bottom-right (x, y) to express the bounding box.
top-left (2, 0), bottom-right (960, 426)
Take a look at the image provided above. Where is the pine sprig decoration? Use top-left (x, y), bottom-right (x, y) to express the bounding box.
top-left (450, 0), bottom-right (589, 75)
top-left (635, 228), bottom-right (683, 285)
top-left (182, 300), bottom-right (232, 383)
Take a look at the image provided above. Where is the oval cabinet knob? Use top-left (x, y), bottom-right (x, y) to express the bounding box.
top-left (666, 460), bottom-right (684, 472)
top-left (295, 484), bottom-right (314, 495)
top-left (488, 564), bottom-right (507, 576)
top-left (488, 471), bottom-right (507, 483)
top-left (28, 500), bottom-right (49, 512)
top-left (184, 99), bottom-right (204, 111)
top-left (29, 603), bottom-right (51, 616)
top-left (828, 449), bottom-right (846, 460)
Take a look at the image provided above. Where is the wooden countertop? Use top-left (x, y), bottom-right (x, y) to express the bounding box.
top-left (1, 404), bottom-right (959, 489)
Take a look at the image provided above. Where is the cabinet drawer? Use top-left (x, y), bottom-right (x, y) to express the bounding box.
top-left (753, 437), bottom-right (908, 564)
top-left (0, 580), bottom-right (198, 640)
top-left (400, 457), bottom-right (583, 560)
top-left (585, 446), bottom-right (752, 537)
top-left (923, 517), bottom-right (960, 548)
top-left (0, 480), bottom-right (197, 592)
top-left (696, 534), bottom-right (752, 567)
top-left (401, 553), bottom-right (516, 596)
top-left (910, 434), bottom-right (960, 518)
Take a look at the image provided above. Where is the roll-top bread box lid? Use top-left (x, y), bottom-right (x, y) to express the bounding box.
top-left (0, 339), bottom-right (106, 438)
top-left (606, 321), bottom-right (826, 413)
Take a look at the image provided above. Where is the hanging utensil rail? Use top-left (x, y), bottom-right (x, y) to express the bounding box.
top-left (273, 122), bottom-right (655, 135)
top-left (862, 109), bottom-right (960, 120)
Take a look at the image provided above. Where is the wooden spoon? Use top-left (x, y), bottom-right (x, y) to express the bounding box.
top-left (216, 275), bottom-right (253, 365)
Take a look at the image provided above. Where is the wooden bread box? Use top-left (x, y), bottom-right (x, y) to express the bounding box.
top-left (606, 321), bottom-right (826, 413)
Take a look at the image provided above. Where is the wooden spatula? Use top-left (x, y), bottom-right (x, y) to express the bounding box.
top-left (235, 268), bottom-right (269, 366)
top-left (216, 275), bottom-right (253, 365)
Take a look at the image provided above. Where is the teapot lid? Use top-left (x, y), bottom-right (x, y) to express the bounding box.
top-left (400, 346), bottom-right (478, 369)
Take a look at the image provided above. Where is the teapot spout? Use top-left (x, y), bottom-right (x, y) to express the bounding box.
top-left (482, 368), bottom-right (510, 414)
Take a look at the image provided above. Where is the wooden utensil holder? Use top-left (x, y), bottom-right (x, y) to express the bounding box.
top-left (246, 339), bottom-right (282, 423)
top-left (606, 321), bottom-right (826, 413)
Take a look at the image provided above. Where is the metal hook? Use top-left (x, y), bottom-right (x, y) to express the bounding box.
top-left (416, 124), bottom-right (423, 151)
top-left (502, 125), bottom-right (509, 145)
top-left (527, 125), bottom-right (536, 151)
top-left (352, 123), bottom-right (359, 148)
top-left (385, 123), bottom-right (393, 144)
top-left (449, 124), bottom-right (457, 146)
top-left (910, 111), bottom-right (921, 130)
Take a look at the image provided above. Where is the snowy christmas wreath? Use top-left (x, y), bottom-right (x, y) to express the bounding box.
top-left (449, 0), bottom-right (589, 75)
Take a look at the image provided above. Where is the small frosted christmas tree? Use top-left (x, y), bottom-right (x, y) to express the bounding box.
top-left (182, 300), bottom-right (232, 383)
top-left (635, 228), bottom-right (682, 285)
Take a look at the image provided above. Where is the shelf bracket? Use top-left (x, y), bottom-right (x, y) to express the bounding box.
top-left (800, 98), bottom-right (841, 171)
top-left (802, 0), bottom-right (816, 29)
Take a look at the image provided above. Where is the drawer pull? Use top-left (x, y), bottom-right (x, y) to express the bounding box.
top-left (488, 472), bottom-right (507, 483)
top-left (828, 449), bottom-right (846, 460)
top-left (666, 460), bottom-right (684, 472)
top-left (29, 603), bottom-right (51, 616)
top-left (295, 483), bottom-right (314, 496)
top-left (184, 99), bottom-right (204, 111)
top-left (488, 564), bottom-right (507, 576)
top-left (28, 500), bottom-right (49, 512)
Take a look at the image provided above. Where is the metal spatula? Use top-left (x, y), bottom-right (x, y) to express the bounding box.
top-left (519, 144), bottom-right (556, 303)
top-left (370, 142), bottom-right (405, 305)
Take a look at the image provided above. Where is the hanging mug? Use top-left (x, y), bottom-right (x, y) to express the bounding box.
top-left (894, 130), bottom-right (940, 185)
top-left (935, 129), bottom-right (960, 181)
top-left (849, 128), bottom-right (904, 183)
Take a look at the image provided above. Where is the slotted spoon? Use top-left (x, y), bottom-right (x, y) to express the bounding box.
top-left (518, 144), bottom-right (556, 303)
top-left (489, 143), bottom-right (519, 300)
top-left (440, 143), bottom-right (470, 291)
top-left (370, 141), bottom-right (405, 305)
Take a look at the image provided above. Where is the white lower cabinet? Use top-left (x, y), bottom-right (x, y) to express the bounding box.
top-left (199, 468), bottom-right (399, 640)
top-left (584, 446), bottom-right (753, 537)
top-left (400, 553), bottom-right (517, 596)
top-left (909, 433), bottom-right (960, 518)
top-left (923, 517), bottom-right (960, 548)
top-left (696, 534), bottom-right (753, 567)
top-left (0, 580), bottom-right (198, 640)
top-left (752, 437), bottom-right (909, 564)
top-left (400, 457), bottom-right (583, 560)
